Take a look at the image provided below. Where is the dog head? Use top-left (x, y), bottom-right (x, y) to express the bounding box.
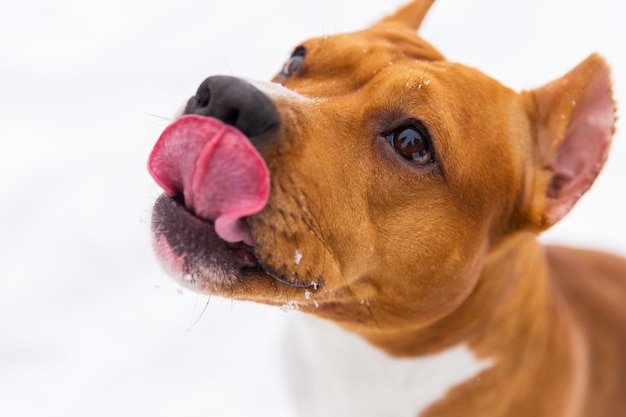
top-left (149, 0), bottom-right (615, 348)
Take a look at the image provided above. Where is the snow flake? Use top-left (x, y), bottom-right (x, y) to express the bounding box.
top-left (281, 301), bottom-right (299, 313)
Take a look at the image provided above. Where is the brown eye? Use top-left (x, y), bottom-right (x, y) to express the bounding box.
top-left (387, 126), bottom-right (433, 164)
top-left (280, 47), bottom-right (306, 80)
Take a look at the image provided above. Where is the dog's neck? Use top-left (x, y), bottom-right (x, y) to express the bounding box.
top-left (289, 233), bottom-right (588, 415)
top-left (343, 233), bottom-right (589, 414)
top-left (353, 233), bottom-right (559, 354)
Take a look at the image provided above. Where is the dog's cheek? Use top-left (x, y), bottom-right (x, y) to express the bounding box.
top-left (249, 192), bottom-right (342, 288)
top-left (359, 195), bottom-right (490, 325)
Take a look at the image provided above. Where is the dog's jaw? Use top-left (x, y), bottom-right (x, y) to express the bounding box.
top-left (151, 195), bottom-right (258, 291)
top-left (151, 194), bottom-right (323, 303)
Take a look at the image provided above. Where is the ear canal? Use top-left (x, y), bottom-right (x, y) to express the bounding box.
top-left (377, 0), bottom-right (435, 31)
top-left (527, 53), bottom-right (616, 229)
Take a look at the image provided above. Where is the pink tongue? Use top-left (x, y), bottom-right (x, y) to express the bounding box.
top-left (148, 115), bottom-right (270, 245)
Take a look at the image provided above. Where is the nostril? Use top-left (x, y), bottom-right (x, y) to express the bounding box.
top-left (195, 86), bottom-right (211, 108)
top-left (183, 76), bottom-right (279, 138)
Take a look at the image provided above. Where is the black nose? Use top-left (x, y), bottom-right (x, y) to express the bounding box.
top-left (183, 76), bottom-right (279, 138)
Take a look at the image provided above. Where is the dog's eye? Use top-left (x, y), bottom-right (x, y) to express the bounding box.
top-left (280, 47), bottom-right (306, 79)
top-left (386, 125), bottom-right (433, 165)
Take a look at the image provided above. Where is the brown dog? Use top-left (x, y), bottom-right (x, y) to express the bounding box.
top-left (148, 1), bottom-right (625, 415)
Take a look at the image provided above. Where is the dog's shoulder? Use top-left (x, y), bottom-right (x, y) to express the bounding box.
top-left (545, 245), bottom-right (626, 416)
top-left (545, 245), bottom-right (626, 364)
top-left (546, 245), bottom-right (626, 310)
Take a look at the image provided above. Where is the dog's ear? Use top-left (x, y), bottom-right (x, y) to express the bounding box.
top-left (524, 54), bottom-right (615, 229)
top-left (377, 0), bottom-right (435, 31)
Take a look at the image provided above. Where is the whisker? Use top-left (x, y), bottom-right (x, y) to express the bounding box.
top-left (144, 112), bottom-right (174, 127)
top-left (186, 294), bottom-right (212, 332)
top-left (145, 112), bottom-right (173, 121)
top-left (266, 268), bottom-right (323, 289)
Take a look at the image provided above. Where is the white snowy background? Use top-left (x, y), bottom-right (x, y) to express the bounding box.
top-left (1, 0), bottom-right (624, 416)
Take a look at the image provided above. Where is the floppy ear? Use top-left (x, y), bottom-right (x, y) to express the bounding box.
top-left (377, 0), bottom-right (435, 31)
top-left (525, 53), bottom-right (615, 229)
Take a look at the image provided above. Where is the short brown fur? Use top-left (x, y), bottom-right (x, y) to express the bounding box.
top-left (150, 1), bottom-right (625, 415)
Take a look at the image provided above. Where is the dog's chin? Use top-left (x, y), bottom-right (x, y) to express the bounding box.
top-left (150, 194), bottom-right (312, 301)
top-left (152, 195), bottom-right (276, 298)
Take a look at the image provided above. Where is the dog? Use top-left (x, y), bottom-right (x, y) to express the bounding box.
top-left (147, 1), bottom-right (625, 415)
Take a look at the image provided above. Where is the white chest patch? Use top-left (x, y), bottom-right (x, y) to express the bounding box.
top-left (283, 314), bottom-right (494, 417)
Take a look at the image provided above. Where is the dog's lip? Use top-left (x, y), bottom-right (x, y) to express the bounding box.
top-left (150, 195), bottom-right (319, 290)
top-left (151, 194), bottom-right (260, 269)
